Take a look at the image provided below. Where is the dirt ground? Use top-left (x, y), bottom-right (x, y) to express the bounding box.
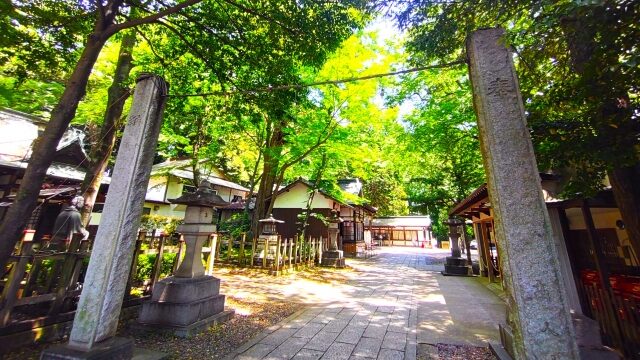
top-left (3, 265), bottom-right (355, 360)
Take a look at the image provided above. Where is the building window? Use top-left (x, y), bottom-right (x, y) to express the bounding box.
top-left (143, 207), bottom-right (151, 215)
top-left (182, 184), bottom-right (197, 195)
top-left (232, 195), bottom-right (242, 202)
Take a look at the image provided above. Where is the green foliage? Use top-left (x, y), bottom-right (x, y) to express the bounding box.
top-left (217, 212), bottom-right (250, 239)
top-left (399, 0), bottom-right (640, 197)
top-left (387, 64), bottom-right (485, 229)
top-left (134, 252), bottom-right (177, 284)
top-left (140, 214), bottom-right (182, 235)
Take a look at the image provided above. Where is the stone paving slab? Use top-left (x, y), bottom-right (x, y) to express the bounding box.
top-left (232, 247), bottom-right (505, 360)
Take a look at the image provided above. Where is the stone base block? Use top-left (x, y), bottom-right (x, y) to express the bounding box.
top-left (445, 256), bottom-right (469, 266)
top-left (489, 342), bottom-right (513, 360)
top-left (499, 323), bottom-right (516, 359)
top-left (139, 294), bottom-right (225, 327)
top-left (135, 310), bottom-right (234, 338)
top-left (441, 265), bottom-right (473, 276)
top-left (321, 250), bottom-right (345, 268)
top-left (441, 256), bottom-right (473, 276)
top-left (150, 275), bottom-right (220, 303)
top-left (41, 337), bottom-right (133, 360)
top-left (139, 274), bottom-right (228, 333)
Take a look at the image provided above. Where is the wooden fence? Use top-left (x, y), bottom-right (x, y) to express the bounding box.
top-left (0, 230), bottom-right (326, 336)
top-left (580, 282), bottom-right (640, 358)
top-left (0, 230), bottom-right (180, 331)
top-left (207, 233), bottom-right (326, 275)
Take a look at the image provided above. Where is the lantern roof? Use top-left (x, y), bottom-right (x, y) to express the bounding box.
top-left (169, 180), bottom-right (228, 208)
top-left (258, 214), bottom-right (284, 224)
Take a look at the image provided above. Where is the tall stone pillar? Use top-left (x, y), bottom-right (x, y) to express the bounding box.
top-left (467, 28), bottom-right (579, 359)
top-left (42, 75), bottom-right (168, 359)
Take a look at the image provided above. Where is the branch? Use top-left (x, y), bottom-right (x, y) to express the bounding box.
top-left (105, 0), bottom-right (205, 37)
top-left (94, 0), bottom-right (106, 23)
top-left (218, 0), bottom-right (297, 35)
top-left (169, 60), bottom-right (467, 97)
top-left (132, 26), bottom-right (168, 67)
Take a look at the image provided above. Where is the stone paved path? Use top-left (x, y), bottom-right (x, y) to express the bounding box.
top-left (229, 247), bottom-right (505, 360)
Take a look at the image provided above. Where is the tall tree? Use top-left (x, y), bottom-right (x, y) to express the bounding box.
top-left (396, 0), bottom-right (640, 248)
top-left (393, 67), bottom-right (484, 240)
top-left (80, 30), bottom-right (136, 225)
top-left (0, 0), bottom-right (367, 268)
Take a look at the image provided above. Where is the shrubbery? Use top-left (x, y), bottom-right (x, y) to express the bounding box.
top-left (140, 214), bottom-right (182, 235)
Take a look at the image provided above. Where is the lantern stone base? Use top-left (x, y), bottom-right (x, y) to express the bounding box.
top-left (321, 250), bottom-right (345, 268)
top-left (41, 337), bottom-right (140, 360)
top-left (441, 256), bottom-right (473, 276)
top-left (137, 275), bottom-right (233, 337)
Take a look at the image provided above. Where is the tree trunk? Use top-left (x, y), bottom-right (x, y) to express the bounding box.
top-left (0, 33), bottom-right (109, 269)
top-left (251, 127), bottom-right (284, 237)
top-left (608, 165), bottom-right (640, 257)
top-left (80, 30), bottom-right (136, 226)
top-left (561, 12), bottom-right (640, 255)
top-left (300, 152), bottom-right (327, 238)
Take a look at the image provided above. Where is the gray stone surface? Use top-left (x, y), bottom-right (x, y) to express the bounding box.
top-left (138, 294), bottom-right (226, 326)
top-left (233, 247), bottom-right (505, 360)
top-left (68, 75), bottom-right (168, 350)
top-left (294, 349), bottom-right (325, 360)
top-left (265, 337), bottom-right (309, 360)
top-left (467, 28), bottom-right (579, 359)
top-left (321, 342), bottom-right (355, 360)
top-left (352, 337), bottom-right (382, 358)
top-left (41, 337), bottom-right (134, 360)
top-left (305, 330), bottom-right (340, 351)
top-left (149, 275), bottom-right (220, 303)
top-left (377, 349), bottom-right (403, 360)
top-left (337, 325), bottom-right (366, 345)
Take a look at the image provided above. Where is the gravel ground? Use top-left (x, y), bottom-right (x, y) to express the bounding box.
top-left (3, 265), bottom-right (353, 360)
top-left (436, 343), bottom-right (495, 359)
top-left (418, 343), bottom-right (496, 360)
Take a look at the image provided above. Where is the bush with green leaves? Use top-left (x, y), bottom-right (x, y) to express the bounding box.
top-left (217, 212), bottom-right (250, 239)
top-left (140, 214), bottom-right (182, 235)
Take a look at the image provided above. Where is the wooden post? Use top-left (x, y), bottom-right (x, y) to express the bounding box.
top-left (125, 232), bottom-right (145, 298)
top-left (250, 237), bottom-right (256, 267)
top-left (318, 237), bottom-right (323, 264)
top-left (262, 237), bottom-right (269, 269)
top-left (49, 233), bottom-right (84, 315)
top-left (206, 234), bottom-right (217, 275)
top-left (172, 235), bottom-right (185, 273)
top-left (214, 233), bottom-right (221, 261)
top-left (282, 238), bottom-right (288, 269)
top-left (0, 230), bottom-right (34, 327)
top-left (288, 238), bottom-right (293, 268)
top-left (273, 236), bottom-right (282, 276)
top-left (148, 233), bottom-right (165, 293)
top-left (239, 233), bottom-right (246, 266)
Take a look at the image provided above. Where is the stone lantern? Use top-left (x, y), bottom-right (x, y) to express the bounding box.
top-left (321, 210), bottom-right (345, 268)
top-left (255, 214), bottom-right (284, 266)
top-left (441, 217), bottom-right (472, 276)
top-left (138, 180), bottom-right (234, 337)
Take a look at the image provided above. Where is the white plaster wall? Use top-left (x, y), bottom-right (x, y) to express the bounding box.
top-left (273, 183), bottom-right (334, 209)
top-left (146, 176), bottom-right (168, 202)
top-left (0, 117), bottom-right (38, 161)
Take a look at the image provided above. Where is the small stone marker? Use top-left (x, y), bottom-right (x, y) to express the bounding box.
top-left (467, 28), bottom-right (579, 359)
top-left (42, 74), bottom-right (168, 359)
top-left (441, 218), bottom-right (471, 276)
top-left (321, 210), bottom-right (345, 268)
top-left (137, 180), bottom-right (234, 337)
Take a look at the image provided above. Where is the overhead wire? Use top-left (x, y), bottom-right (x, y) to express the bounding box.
top-left (165, 60), bottom-right (467, 98)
